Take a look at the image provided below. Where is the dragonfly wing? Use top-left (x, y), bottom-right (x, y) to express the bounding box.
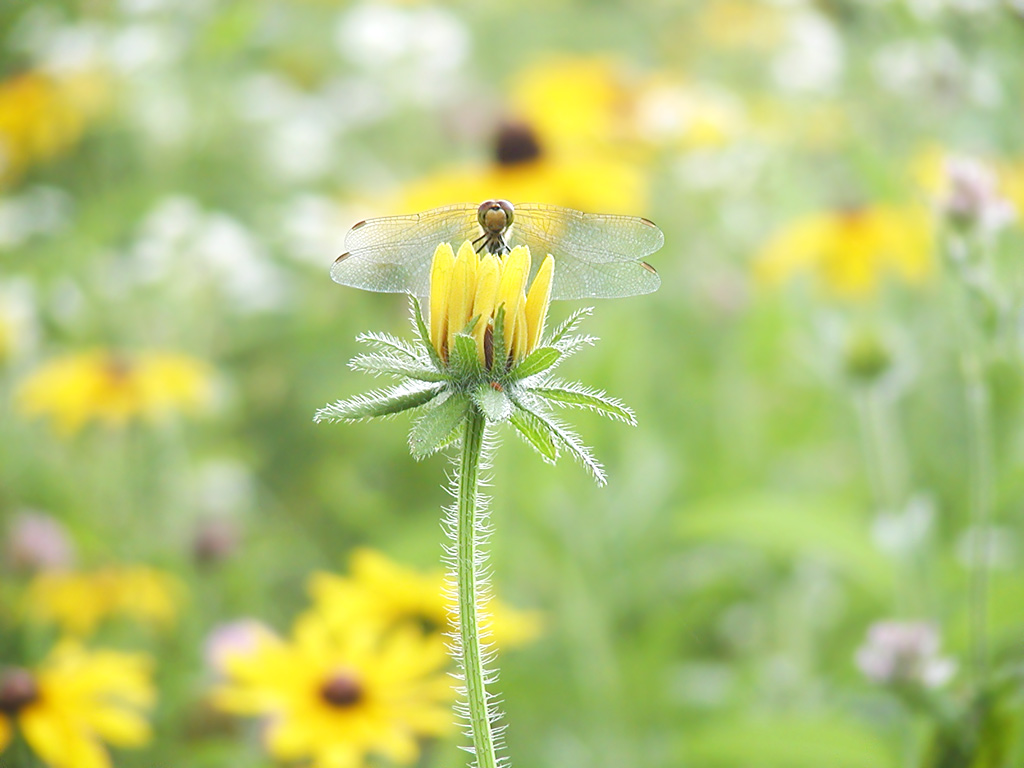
top-left (331, 204), bottom-right (480, 295)
top-left (511, 204), bottom-right (664, 299)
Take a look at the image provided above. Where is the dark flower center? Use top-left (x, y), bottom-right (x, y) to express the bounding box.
top-left (494, 121), bottom-right (543, 166)
top-left (320, 671), bottom-right (363, 708)
top-left (410, 612), bottom-right (442, 635)
top-left (0, 668), bottom-right (38, 715)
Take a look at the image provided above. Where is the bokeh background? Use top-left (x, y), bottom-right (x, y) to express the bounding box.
top-left (2, 0), bottom-right (1024, 766)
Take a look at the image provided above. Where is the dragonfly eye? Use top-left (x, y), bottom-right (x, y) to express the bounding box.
top-left (477, 199), bottom-right (514, 234)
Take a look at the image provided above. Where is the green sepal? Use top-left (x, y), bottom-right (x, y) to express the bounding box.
top-left (314, 383), bottom-right (442, 422)
top-left (355, 331), bottom-right (422, 361)
top-left (491, 304), bottom-right (508, 377)
top-left (408, 391), bottom-right (471, 459)
top-left (409, 296), bottom-right (445, 370)
top-left (532, 382), bottom-right (636, 425)
top-left (449, 332), bottom-right (483, 381)
top-left (473, 382), bottom-right (513, 423)
top-left (349, 352), bottom-right (447, 382)
top-left (547, 306), bottom-right (593, 346)
top-left (511, 393), bottom-right (606, 485)
top-left (509, 408), bottom-right (558, 462)
top-left (509, 346), bottom-right (561, 380)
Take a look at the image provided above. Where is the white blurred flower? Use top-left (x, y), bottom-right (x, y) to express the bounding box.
top-left (872, 496), bottom-right (934, 556)
top-left (873, 39), bottom-right (1001, 107)
top-left (0, 278), bottom-right (39, 363)
top-left (856, 621), bottom-right (955, 687)
top-left (0, 187), bottom-right (73, 251)
top-left (333, 4), bottom-right (469, 107)
top-left (193, 458), bottom-right (254, 518)
top-left (280, 194), bottom-right (353, 266)
top-left (129, 197), bottom-right (289, 313)
top-left (109, 23), bottom-right (186, 73)
top-left (4, 511), bottom-right (75, 572)
top-left (336, 4), bottom-right (468, 72)
top-left (940, 156), bottom-right (1016, 233)
top-left (772, 11), bottom-right (844, 93)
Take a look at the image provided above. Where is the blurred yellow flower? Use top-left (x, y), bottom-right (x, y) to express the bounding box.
top-left (0, 70), bottom-right (108, 189)
top-left (756, 205), bottom-right (933, 298)
top-left (397, 120), bottom-right (645, 214)
top-left (510, 57), bottom-right (628, 155)
top-left (308, 548), bottom-right (542, 649)
top-left (0, 641), bottom-right (154, 768)
top-left (212, 613), bottom-right (453, 768)
top-left (25, 565), bottom-right (185, 636)
top-left (16, 349), bottom-right (214, 435)
top-left (696, 0), bottom-right (788, 50)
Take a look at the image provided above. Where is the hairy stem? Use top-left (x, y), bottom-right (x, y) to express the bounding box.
top-left (454, 409), bottom-right (500, 768)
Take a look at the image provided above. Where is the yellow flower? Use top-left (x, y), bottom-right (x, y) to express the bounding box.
top-left (756, 205), bottom-right (933, 298)
top-left (16, 349), bottom-right (214, 435)
top-left (696, 0), bottom-right (788, 50)
top-left (0, 70), bottom-right (108, 188)
top-left (212, 613), bottom-right (453, 768)
top-left (308, 548), bottom-right (542, 649)
top-left (24, 566), bottom-right (185, 636)
top-left (0, 641), bottom-right (154, 768)
top-left (510, 57), bottom-right (628, 155)
top-left (397, 120), bottom-right (645, 214)
top-left (427, 240), bottom-right (553, 370)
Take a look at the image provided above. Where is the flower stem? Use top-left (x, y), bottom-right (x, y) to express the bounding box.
top-left (963, 353), bottom-right (992, 693)
top-left (455, 408), bottom-right (500, 768)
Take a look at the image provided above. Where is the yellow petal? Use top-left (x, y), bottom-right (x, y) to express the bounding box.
top-left (511, 295), bottom-right (528, 361)
top-left (21, 704), bottom-right (112, 768)
top-left (494, 246), bottom-right (531, 360)
top-left (446, 241), bottom-right (479, 354)
top-left (471, 254), bottom-right (500, 363)
top-left (524, 254), bottom-right (554, 354)
top-left (428, 243), bottom-right (456, 356)
top-left (85, 706), bottom-right (152, 747)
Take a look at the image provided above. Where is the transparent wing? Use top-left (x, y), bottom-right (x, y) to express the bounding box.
top-left (331, 204), bottom-right (481, 295)
top-left (510, 204), bottom-right (664, 299)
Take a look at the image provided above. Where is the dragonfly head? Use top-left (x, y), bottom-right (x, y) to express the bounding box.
top-left (477, 199), bottom-right (514, 236)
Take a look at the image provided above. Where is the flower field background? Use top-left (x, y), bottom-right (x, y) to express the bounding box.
top-left (2, 1), bottom-right (1024, 767)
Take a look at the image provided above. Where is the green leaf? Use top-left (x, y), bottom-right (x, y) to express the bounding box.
top-left (449, 332), bottom-right (483, 381)
top-left (546, 306), bottom-right (593, 346)
top-left (509, 408), bottom-right (559, 462)
top-left (409, 295), bottom-right (444, 370)
top-left (677, 493), bottom-right (895, 595)
top-left (513, 393), bottom-right (606, 485)
top-left (314, 383), bottom-right (442, 422)
top-left (532, 381), bottom-right (636, 425)
top-left (473, 382), bottom-right (513, 422)
top-left (349, 352), bottom-right (447, 382)
top-left (408, 392), bottom-right (470, 459)
top-left (510, 346), bottom-right (561, 379)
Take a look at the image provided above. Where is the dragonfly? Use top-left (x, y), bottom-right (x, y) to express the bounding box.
top-left (331, 199), bottom-right (663, 300)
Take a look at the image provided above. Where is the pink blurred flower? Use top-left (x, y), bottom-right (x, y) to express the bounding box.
top-left (855, 621), bottom-right (956, 688)
top-left (4, 511), bottom-right (74, 572)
